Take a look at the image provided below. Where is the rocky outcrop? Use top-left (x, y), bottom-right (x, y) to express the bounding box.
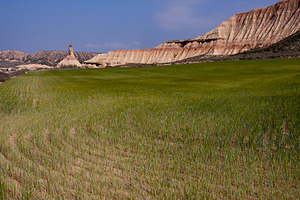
top-left (0, 50), bottom-right (28, 61)
top-left (175, 30), bottom-right (300, 64)
top-left (86, 0), bottom-right (300, 67)
top-left (15, 64), bottom-right (54, 71)
top-left (0, 50), bottom-right (98, 68)
top-left (57, 45), bottom-right (82, 68)
top-left (26, 50), bottom-right (97, 66)
top-left (0, 71), bottom-right (10, 82)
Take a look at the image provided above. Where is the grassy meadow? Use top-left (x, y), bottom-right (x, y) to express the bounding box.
top-left (0, 58), bottom-right (299, 199)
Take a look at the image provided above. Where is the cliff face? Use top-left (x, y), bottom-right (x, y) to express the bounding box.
top-left (86, 0), bottom-right (300, 66)
top-left (0, 50), bottom-right (98, 67)
top-left (176, 30), bottom-right (300, 64)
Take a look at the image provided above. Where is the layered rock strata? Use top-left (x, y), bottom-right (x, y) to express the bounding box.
top-left (86, 0), bottom-right (300, 67)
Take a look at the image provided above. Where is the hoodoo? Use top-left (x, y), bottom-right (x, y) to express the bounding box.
top-left (85, 0), bottom-right (300, 67)
top-left (57, 45), bottom-right (82, 68)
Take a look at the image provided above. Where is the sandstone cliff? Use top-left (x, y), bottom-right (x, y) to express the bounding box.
top-left (176, 30), bottom-right (300, 64)
top-left (86, 0), bottom-right (300, 67)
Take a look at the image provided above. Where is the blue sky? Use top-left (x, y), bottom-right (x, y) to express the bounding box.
top-left (0, 0), bottom-right (280, 54)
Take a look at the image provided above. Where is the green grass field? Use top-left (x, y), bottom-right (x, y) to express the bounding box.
top-left (0, 58), bottom-right (299, 199)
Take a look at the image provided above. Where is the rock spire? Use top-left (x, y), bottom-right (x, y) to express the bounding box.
top-left (57, 45), bottom-right (82, 68)
top-left (68, 45), bottom-right (75, 57)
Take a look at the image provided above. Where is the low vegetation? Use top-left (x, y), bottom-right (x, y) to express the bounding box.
top-left (0, 58), bottom-right (299, 199)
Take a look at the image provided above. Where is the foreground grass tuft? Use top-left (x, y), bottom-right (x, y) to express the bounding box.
top-left (0, 58), bottom-right (299, 199)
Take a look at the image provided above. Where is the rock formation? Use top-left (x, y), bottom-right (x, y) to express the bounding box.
top-left (0, 50), bottom-right (98, 69)
top-left (0, 71), bottom-right (10, 82)
top-left (172, 30), bottom-right (300, 64)
top-left (57, 45), bottom-right (82, 68)
top-left (26, 50), bottom-right (98, 66)
top-left (15, 64), bottom-right (53, 71)
top-left (0, 50), bottom-right (28, 61)
top-left (85, 0), bottom-right (300, 67)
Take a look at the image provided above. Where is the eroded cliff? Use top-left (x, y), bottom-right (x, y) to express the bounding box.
top-left (86, 0), bottom-right (300, 67)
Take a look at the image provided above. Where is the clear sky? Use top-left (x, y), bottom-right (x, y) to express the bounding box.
top-left (0, 0), bottom-right (280, 54)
